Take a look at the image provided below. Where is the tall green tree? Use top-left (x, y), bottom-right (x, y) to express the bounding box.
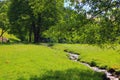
top-left (0, 0), bottom-right (10, 37)
top-left (83, 0), bottom-right (120, 43)
top-left (44, 0), bottom-right (120, 44)
top-left (8, 0), bottom-right (32, 42)
top-left (8, 0), bottom-right (63, 43)
top-left (43, 8), bottom-right (90, 43)
top-left (69, 0), bottom-right (120, 43)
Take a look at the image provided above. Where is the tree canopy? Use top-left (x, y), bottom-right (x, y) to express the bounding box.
top-left (0, 0), bottom-right (10, 37)
top-left (0, 0), bottom-right (119, 44)
top-left (8, 0), bottom-right (63, 43)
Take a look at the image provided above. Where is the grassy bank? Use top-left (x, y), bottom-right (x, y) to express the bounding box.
top-left (52, 44), bottom-right (120, 72)
top-left (0, 44), bottom-right (103, 80)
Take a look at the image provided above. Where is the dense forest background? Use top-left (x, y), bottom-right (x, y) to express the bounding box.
top-left (0, 0), bottom-right (120, 44)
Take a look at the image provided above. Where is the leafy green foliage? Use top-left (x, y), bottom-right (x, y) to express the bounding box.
top-left (43, 9), bottom-right (90, 43)
top-left (1, 0), bottom-right (119, 44)
top-left (8, 0), bottom-right (63, 43)
top-left (8, 0), bottom-right (32, 41)
top-left (0, 0), bottom-right (10, 37)
top-left (60, 0), bottom-right (120, 44)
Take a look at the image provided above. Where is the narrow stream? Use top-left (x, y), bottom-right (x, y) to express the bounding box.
top-left (67, 52), bottom-right (119, 80)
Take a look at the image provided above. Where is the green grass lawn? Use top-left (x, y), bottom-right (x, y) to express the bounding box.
top-left (52, 44), bottom-right (120, 72)
top-left (0, 44), bottom-right (103, 80)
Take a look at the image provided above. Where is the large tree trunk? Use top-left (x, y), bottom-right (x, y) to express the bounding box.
top-left (0, 29), bottom-right (4, 37)
top-left (32, 22), bottom-right (40, 43)
top-left (29, 26), bottom-right (32, 43)
top-left (0, 36), bottom-right (3, 44)
top-left (0, 29), bottom-right (5, 44)
top-left (34, 27), bottom-right (40, 43)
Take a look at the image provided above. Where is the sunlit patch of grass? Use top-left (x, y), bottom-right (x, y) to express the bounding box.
top-left (52, 44), bottom-right (120, 71)
top-left (0, 44), bottom-right (103, 80)
top-left (0, 29), bottom-right (20, 42)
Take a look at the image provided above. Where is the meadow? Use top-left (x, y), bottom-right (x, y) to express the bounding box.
top-left (0, 0), bottom-right (120, 79)
top-left (52, 44), bottom-right (120, 72)
top-left (0, 44), bottom-right (103, 80)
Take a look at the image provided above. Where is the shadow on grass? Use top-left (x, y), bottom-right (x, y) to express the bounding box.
top-left (0, 42), bottom-right (54, 46)
top-left (17, 68), bottom-right (103, 80)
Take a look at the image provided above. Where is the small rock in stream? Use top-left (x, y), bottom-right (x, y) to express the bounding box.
top-left (108, 68), bottom-right (115, 73)
top-left (102, 73), bottom-right (110, 80)
top-left (69, 53), bottom-right (79, 61)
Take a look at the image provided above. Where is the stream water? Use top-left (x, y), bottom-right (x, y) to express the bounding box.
top-left (67, 52), bottom-right (119, 80)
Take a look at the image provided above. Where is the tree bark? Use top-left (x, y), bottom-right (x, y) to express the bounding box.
top-left (0, 29), bottom-right (4, 37)
top-left (29, 26), bottom-right (32, 43)
top-left (32, 21), bottom-right (40, 43)
top-left (0, 29), bottom-right (7, 44)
